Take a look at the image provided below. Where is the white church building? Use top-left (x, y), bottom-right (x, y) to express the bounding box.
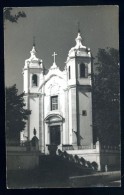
top-left (21, 31), bottom-right (93, 154)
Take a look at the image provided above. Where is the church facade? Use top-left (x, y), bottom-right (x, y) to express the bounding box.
top-left (21, 31), bottom-right (93, 154)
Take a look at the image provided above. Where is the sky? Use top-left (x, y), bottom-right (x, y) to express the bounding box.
top-left (4, 6), bottom-right (119, 93)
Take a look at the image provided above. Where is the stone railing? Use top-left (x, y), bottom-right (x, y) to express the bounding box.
top-left (61, 141), bottom-right (120, 171)
top-left (62, 141), bottom-right (120, 152)
top-left (6, 140), bottom-right (21, 146)
top-left (58, 149), bottom-right (98, 171)
top-left (101, 145), bottom-right (120, 150)
top-left (62, 144), bottom-right (96, 151)
top-left (6, 136), bottom-right (39, 152)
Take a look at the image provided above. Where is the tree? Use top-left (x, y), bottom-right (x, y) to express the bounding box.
top-left (93, 48), bottom-right (120, 145)
top-left (6, 84), bottom-right (31, 144)
top-left (3, 7), bottom-right (26, 23)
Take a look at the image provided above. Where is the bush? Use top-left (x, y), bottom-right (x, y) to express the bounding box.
top-left (86, 161), bottom-right (92, 168)
top-left (63, 151), bottom-right (68, 159)
top-left (58, 149), bottom-right (63, 156)
top-left (80, 157), bottom-right (86, 166)
top-left (91, 161), bottom-right (98, 171)
top-left (68, 154), bottom-right (72, 161)
top-left (74, 155), bottom-right (80, 164)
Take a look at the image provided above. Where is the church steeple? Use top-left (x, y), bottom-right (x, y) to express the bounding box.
top-left (77, 21), bottom-right (80, 33)
top-left (75, 32), bottom-right (83, 49)
top-left (33, 36), bottom-right (35, 47)
top-left (30, 45), bottom-right (37, 58)
top-left (23, 38), bottom-right (44, 94)
top-left (74, 22), bottom-right (85, 49)
top-left (66, 28), bottom-right (90, 62)
top-left (30, 36), bottom-right (37, 58)
top-left (24, 39), bottom-right (43, 70)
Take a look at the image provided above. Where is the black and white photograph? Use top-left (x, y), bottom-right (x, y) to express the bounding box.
top-left (4, 6), bottom-right (121, 188)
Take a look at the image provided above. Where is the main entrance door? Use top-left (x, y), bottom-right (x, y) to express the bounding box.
top-left (50, 125), bottom-right (60, 145)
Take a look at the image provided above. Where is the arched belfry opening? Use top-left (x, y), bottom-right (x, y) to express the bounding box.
top-left (32, 74), bottom-right (38, 86)
top-left (80, 63), bottom-right (88, 78)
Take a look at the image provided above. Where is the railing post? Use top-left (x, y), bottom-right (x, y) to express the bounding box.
top-left (96, 140), bottom-right (101, 152)
top-left (95, 140), bottom-right (101, 171)
top-left (91, 143), bottom-right (93, 149)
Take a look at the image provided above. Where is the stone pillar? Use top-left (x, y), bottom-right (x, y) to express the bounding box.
top-left (65, 89), bottom-right (69, 144)
top-left (40, 90), bottom-right (45, 153)
top-left (39, 94), bottom-right (42, 151)
top-left (27, 94), bottom-right (30, 140)
top-left (60, 123), bottom-right (63, 145)
top-left (48, 125), bottom-right (50, 144)
top-left (96, 140), bottom-right (101, 171)
top-left (96, 140), bottom-right (101, 152)
top-left (42, 87), bottom-right (45, 153)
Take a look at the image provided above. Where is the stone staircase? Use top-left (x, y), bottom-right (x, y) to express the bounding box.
top-left (39, 153), bottom-right (94, 180)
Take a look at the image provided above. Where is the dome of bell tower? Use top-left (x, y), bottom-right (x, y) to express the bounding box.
top-left (66, 31), bottom-right (91, 63)
top-left (24, 44), bottom-right (43, 69)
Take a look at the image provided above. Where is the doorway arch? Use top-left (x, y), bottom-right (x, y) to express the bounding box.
top-left (44, 113), bottom-right (64, 145)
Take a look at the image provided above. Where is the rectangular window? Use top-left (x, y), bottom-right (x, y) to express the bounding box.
top-left (51, 96), bottom-right (58, 110)
top-left (82, 110), bottom-right (87, 116)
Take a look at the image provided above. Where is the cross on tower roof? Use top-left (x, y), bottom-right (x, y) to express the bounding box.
top-left (78, 21), bottom-right (80, 33)
top-left (33, 36), bottom-right (36, 47)
top-left (52, 52), bottom-right (57, 64)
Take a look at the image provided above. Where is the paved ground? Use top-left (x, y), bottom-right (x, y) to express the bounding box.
top-left (91, 180), bottom-right (121, 187)
top-left (103, 180), bottom-right (121, 187)
top-left (7, 169), bottom-right (121, 188)
top-left (7, 169), bottom-right (69, 188)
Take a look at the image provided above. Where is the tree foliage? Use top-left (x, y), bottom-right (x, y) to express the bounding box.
top-left (6, 84), bottom-right (31, 143)
top-left (3, 7), bottom-right (26, 23)
top-left (93, 48), bottom-right (120, 145)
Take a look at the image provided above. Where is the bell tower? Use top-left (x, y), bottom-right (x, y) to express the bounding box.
top-left (23, 43), bottom-right (43, 94)
top-left (22, 42), bottom-right (44, 141)
top-left (66, 30), bottom-right (93, 146)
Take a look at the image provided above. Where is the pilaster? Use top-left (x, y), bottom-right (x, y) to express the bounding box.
top-left (65, 89), bottom-right (69, 144)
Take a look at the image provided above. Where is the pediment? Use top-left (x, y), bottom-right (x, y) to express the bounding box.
top-left (44, 112), bottom-right (64, 123)
top-left (38, 73), bottom-right (66, 91)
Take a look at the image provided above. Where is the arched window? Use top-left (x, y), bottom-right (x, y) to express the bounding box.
top-left (32, 74), bottom-right (38, 87)
top-left (69, 66), bottom-right (71, 80)
top-left (80, 63), bottom-right (88, 78)
top-left (80, 63), bottom-right (85, 78)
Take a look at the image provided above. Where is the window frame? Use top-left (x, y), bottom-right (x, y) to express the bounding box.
top-left (51, 95), bottom-right (58, 111)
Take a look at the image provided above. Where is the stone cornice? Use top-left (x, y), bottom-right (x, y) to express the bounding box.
top-left (24, 93), bottom-right (43, 97)
top-left (66, 55), bottom-right (91, 64)
top-left (67, 84), bottom-right (92, 91)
